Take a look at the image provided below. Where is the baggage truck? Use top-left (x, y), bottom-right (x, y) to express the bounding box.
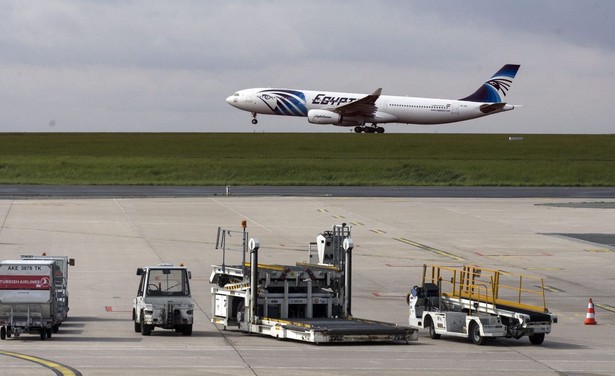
top-left (21, 254), bottom-right (75, 325)
top-left (0, 260), bottom-right (63, 340)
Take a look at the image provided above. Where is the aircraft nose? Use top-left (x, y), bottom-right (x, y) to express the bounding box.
top-left (225, 95), bottom-right (235, 105)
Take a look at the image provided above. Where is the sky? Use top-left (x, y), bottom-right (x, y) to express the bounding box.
top-left (1, 1), bottom-right (614, 134)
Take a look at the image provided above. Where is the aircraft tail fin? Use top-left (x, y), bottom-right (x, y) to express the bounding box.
top-left (460, 64), bottom-right (520, 103)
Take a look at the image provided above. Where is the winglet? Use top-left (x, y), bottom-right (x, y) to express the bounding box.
top-left (460, 64), bottom-right (520, 103)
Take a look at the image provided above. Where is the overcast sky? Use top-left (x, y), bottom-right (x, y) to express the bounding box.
top-left (1, 1), bottom-right (614, 133)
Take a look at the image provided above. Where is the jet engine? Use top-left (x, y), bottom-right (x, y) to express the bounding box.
top-left (307, 109), bottom-right (342, 124)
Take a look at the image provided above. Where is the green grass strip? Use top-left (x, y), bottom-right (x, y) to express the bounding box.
top-left (0, 133), bottom-right (613, 186)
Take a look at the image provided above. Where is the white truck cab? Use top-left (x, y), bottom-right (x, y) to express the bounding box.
top-left (132, 263), bottom-right (193, 336)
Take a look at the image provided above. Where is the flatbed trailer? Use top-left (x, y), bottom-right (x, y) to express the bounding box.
top-left (408, 264), bottom-right (557, 345)
top-left (210, 223), bottom-right (418, 344)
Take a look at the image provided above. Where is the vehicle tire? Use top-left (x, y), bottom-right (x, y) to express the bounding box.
top-left (140, 311), bottom-right (152, 336)
top-left (133, 310), bottom-right (141, 333)
top-left (426, 317), bottom-right (441, 339)
top-left (236, 301), bottom-right (245, 328)
top-left (182, 324), bottom-right (193, 336)
top-left (46, 328), bottom-right (52, 339)
top-left (1, 326), bottom-right (6, 340)
top-left (354, 126), bottom-right (363, 133)
top-left (529, 333), bottom-right (545, 345)
top-left (469, 321), bottom-right (486, 345)
top-left (52, 325), bottom-right (59, 334)
top-left (40, 329), bottom-right (47, 341)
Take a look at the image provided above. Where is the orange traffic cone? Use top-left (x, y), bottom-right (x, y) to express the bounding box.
top-left (584, 298), bottom-right (597, 325)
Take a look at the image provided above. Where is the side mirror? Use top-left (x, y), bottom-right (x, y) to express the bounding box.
top-left (188, 271), bottom-right (192, 280)
top-left (136, 268), bottom-right (144, 276)
top-left (69, 258), bottom-right (76, 266)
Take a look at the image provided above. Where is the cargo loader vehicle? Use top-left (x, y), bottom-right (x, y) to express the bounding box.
top-left (408, 264), bottom-right (557, 345)
top-left (210, 222), bottom-right (418, 344)
top-left (133, 263), bottom-right (194, 336)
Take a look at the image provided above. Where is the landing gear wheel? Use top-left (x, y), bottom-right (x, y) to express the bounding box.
top-left (354, 126), bottom-right (363, 133)
top-left (376, 126), bottom-right (385, 133)
top-left (251, 112), bottom-right (258, 125)
top-left (529, 333), bottom-right (545, 345)
top-left (469, 321), bottom-right (486, 345)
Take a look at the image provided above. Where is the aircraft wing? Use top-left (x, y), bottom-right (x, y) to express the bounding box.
top-left (334, 88), bottom-right (382, 116)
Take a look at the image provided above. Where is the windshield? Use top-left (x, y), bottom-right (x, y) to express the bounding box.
top-left (146, 269), bottom-right (190, 297)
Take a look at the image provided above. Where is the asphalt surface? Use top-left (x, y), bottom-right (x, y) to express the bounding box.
top-left (0, 190), bottom-right (614, 375)
top-left (2, 184), bottom-right (615, 198)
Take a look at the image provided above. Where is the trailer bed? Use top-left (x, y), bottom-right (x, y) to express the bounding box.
top-left (248, 317), bottom-right (418, 343)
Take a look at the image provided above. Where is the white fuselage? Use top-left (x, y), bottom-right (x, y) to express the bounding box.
top-left (226, 88), bottom-right (514, 126)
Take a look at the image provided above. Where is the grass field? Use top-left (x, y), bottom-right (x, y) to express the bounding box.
top-left (0, 133), bottom-right (614, 186)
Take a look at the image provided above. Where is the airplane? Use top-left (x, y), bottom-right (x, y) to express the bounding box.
top-left (225, 64), bottom-right (520, 133)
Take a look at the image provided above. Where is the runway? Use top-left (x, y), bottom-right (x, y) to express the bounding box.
top-left (0, 193), bottom-right (614, 375)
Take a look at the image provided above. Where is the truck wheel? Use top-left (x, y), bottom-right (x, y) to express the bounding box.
top-left (1, 326), bottom-right (6, 340)
top-left (426, 317), bottom-right (441, 339)
top-left (469, 321), bottom-right (486, 345)
top-left (40, 329), bottom-right (47, 341)
top-left (182, 324), bottom-right (193, 336)
top-left (141, 322), bottom-right (152, 336)
top-left (46, 328), bottom-right (53, 339)
top-left (236, 301), bottom-right (245, 327)
top-left (133, 309), bottom-right (141, 333)
top-left (52, 325), bottom-right (59, 334)
top-left (529, 333), bottom-right (545, 345)
top-left (140, 311), bottom-right (153, 336)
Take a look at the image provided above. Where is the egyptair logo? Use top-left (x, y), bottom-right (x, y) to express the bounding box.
top-left (257, 90), bottom-right (307, 116)
top-left (486, 78), bottom-right (513, 98)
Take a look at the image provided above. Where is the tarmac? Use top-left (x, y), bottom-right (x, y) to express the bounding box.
top-left (0, 193), bottom-right (614, 375)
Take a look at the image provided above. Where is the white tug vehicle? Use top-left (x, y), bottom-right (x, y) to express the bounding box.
top-left (133, 263), bottom-right (194, 336)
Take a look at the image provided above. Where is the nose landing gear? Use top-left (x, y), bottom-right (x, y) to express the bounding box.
top-left (251, 113), bottom-right (258, 125)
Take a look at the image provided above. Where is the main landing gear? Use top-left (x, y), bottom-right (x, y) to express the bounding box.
top-left (251, 112), bottom-right (258, 125)
top-left (354, 124), bottom-right (385, 133)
